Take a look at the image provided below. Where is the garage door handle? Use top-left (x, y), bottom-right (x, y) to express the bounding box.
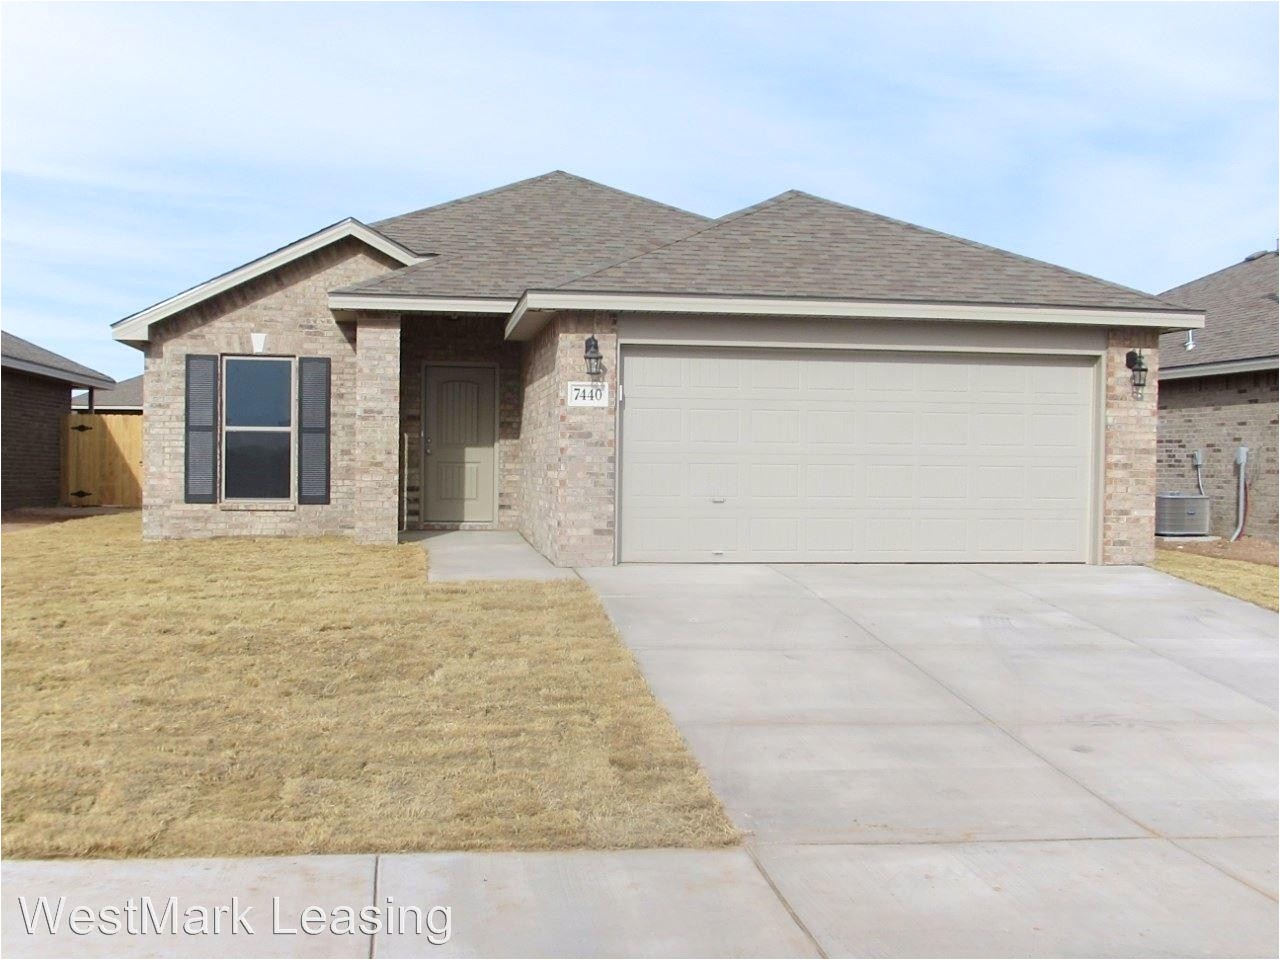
top-left (711, 497), bottom-right (726, 503)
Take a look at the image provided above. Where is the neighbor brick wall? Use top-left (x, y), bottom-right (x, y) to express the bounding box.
top-left (1157, 370), bottom-right (1278, 542)
top-left (517, 311), bottom-right (618, 566)
top-left (1102, 328), bottom-right (1160, 564)
top-left (141, 239), bottom-right (398, 539)
top-left (399, 316), bottom-right (522, 530)
top-left (2, 370), bottom-right (69, 509)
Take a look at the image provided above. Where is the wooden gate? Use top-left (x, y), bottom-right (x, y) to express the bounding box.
top-left (62, 413), bottom-right (143, 507)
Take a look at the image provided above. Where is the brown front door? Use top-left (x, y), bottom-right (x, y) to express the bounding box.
top-left (423, 365), bottom-right (496, 523)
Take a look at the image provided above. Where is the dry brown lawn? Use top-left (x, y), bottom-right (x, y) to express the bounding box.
top-left (1, 513), bottom-right (736, 859)
top-left (1153, 548), bottom-right (1279, 611)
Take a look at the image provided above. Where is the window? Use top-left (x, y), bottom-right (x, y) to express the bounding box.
top-left (222, 357), bottom-right (293, 500)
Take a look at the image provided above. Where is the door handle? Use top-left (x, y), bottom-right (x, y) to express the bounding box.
top-left (711, 497), bottom-right (726, 503)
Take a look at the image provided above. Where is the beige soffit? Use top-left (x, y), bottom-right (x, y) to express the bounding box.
top-left (1158, 356), bottom-right (1279, 381)
top-left (326, 293), bottom-right (518, 315)
top-left (502, 291), bottom-right (1205, 341)
top-left (112, 219), bottom-right (426, 344)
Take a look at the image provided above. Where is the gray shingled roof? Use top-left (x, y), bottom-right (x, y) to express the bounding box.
top-left (556, 191), bottom-right (1181, 310)
top-left (1, 331), bottom-right (114, 389)
top-left (1158, 251), bottom-right (1279, 370)
top-left (72, 373), bottom-right (143, 410)
top-left (338, 171), bottom-right (709, 299)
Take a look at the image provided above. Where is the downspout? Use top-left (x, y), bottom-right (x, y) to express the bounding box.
top-left (1230, 446), bottom-right (1249, 541)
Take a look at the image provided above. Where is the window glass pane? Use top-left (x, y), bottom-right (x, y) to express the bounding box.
top-left (225, 432), bottom-right (290, 499)
top-left (225, 359), bottom-right (291, 427)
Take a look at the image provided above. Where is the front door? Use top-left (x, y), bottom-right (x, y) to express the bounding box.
top-left (423, 365), bottom-right (496, 523)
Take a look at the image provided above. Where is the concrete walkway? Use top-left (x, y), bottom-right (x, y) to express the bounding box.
top-left (2, 850), bottom-right (815, 958)
top-left (406, 530), bottom-right (576, 582)
top-left (580, 562), bottom-right (1279, 957)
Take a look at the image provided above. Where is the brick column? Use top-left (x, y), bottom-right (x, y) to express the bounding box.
top-left (1102, 327), bottom-right (1160, 564)
top-left (354, 315), bottom-right (402, 544)
top-left (551, 312), bottom-right (619, 566)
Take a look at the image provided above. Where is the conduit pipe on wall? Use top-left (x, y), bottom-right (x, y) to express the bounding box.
top-left (1230, 446), bottom-right (1249, 542)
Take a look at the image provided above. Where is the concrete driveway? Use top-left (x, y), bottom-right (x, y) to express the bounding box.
top-left (580, 562), bottom-right (1279, 957)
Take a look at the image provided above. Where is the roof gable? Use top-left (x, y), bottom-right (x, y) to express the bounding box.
top-left (112, 219), bottom-right (424, 344)
top-left (556, 191), bottom-right (1177, 311)
top-left (1, 331), bottom-right (114, 389)
top-left (1158, 251), bottom-right (1279, 370)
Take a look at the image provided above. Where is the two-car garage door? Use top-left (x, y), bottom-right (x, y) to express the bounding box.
top-left (619, 345), bottom-right (1096, 563)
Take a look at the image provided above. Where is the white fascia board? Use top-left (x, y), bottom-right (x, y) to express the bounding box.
top-left (71, 404), bottom-right (142, 412)
top-left (326, 293), bottom-right (518, 315)
top-left (1159, 356), bottom-right (1279, 381)
top-left (111, 219), bottom-right (426, 344)
top-left (503, 291), bottom-right (1205, 341)
top-left (1, 356), bottom-right (115, 390)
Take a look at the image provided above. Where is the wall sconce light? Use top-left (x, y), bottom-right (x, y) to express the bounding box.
top-left (584, 335), bottom-right (603, 377)
top-left (1125, 349), bottom-right (1148, 399)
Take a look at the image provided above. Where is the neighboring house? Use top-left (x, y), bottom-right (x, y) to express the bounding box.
top-left (1, 332), bottom-right (115, 509)
top-left (72, 374), bottom-right (144, 413)
top-left (111, 171), bottom-right (1202, 565)
top-left (1157, 251), bottom-right (1279, 542)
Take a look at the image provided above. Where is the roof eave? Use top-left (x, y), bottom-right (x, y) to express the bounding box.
top-left (325, 292), bottom-right (518, 315)
top-left (502, 290), bottom-right (1206, 341)
top-left (1159, 356), bottom-right (1279, 381)
top-left (1, 356), bottom-right (115, 390)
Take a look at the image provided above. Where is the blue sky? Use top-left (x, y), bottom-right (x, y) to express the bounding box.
top-left (3, 2), bottom-right (1276, 380)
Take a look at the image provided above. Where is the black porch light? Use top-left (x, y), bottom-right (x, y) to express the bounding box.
top-left (584, 335), bottom-right (603, 377)
top-left (1125, 349), bottom-right (1148, 399)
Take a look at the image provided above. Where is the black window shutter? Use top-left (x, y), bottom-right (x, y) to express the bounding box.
top-left (184, 355), bottom-right (219, 503)
top-left (297, 357), bottom-right (331, 505)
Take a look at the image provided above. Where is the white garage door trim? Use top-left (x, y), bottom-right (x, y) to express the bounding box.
top-left (617, 343), bottom-right (1103, 564)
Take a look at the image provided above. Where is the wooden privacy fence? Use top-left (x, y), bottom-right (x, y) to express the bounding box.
top-left (61, 413), bottom-right (143, 507)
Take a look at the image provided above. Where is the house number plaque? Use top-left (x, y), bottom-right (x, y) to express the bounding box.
top-left (566, 382), bottom-right (609, 407)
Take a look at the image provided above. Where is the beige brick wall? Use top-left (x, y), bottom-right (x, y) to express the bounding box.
top-left (353, 316), bottom-right (402, 544)
top-left (399, 316), bottom-right (523, 530)
top-left (1158, 370), bottom-right (1278, 542)
top-left (1102, 328), bottom-right (1160, 564)
top-left (517, 311), bottom-right (618, 566)
top-left (141, 239), bottom-right (397, 539)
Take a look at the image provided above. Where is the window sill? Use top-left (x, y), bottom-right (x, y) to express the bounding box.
top-left (220, 501), bottom-right (296, 512)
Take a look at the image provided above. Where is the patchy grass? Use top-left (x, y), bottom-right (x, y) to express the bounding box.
top-left (1153, 549), bottom-right (1279, 611)
top-left (1, 513), bottom-right (736, 859)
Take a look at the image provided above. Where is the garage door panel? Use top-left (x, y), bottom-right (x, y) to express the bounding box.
top-left (620, 346), bottom-right (1095, 563)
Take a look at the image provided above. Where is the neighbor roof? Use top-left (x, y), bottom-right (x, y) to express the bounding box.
top-left (1158, 251), bottom-right (1279, 372)
top-left (72, 374), bottom-right (143, 410)
top-left (336, 171), bottom-right (709, 300)
top-left (1, 332), bottom-right (114, 389)
top-left (555, 191), bottom-right (1181, 311)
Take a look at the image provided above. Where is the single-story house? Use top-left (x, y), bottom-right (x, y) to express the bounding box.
top-left (1157, 251), bottom-right (1278, 541)
top-left (112, 171), bottom-right (1203, 565)
top-left (72, 373), bottom-right (144, 413)
top-left (2, 331), bottom-right (115, 509)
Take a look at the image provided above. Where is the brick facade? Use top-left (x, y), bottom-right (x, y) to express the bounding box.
top-left (352, 316), bottom-right (402, 544)
top-left (1157, 370), bottom-right (1278, 542)
top-left (517, 312), bottom-right (618, 566)
top-left (139, 268), bottom-right (1164, 564)
top-left (1, 370), bottom-right (69, 509)
top-left (1102, 328), bottom-right (1160, 564)
top-left (141, 239), bottom-right (397, 539)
